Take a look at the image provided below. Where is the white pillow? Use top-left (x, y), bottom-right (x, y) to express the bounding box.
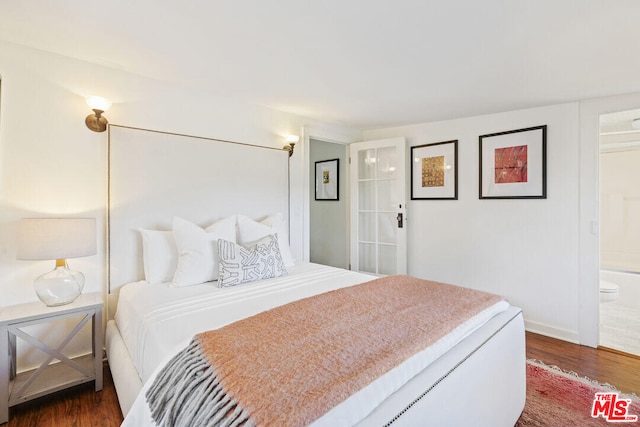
top-left (218, 234), bottom-right (287, 287)
top-left (237, 213), bottom-right (295, 266)
top-left (140, 229), bottom-right (177, 284)
top-left (171, 216), bottom-right (237, 287)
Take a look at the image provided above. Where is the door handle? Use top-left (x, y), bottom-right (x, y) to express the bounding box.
top-left (396, 213), bottom-right (403, 228)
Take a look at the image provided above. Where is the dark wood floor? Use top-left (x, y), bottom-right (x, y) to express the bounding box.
top-left (525, 331), bottom-right (640, 395)
top-left (6, 364), bottom-right (123, 427)
top-left (5, 332), bottom-right (640, 426)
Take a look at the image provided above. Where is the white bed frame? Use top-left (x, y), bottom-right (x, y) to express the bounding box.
top-left (105, 125), bottom-right (526, 426)
top-left (107, 307), bottom-right (525, 425)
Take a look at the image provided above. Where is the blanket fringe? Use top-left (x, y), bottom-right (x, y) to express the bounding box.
top-left (146, 339), bottom-right (254, 427)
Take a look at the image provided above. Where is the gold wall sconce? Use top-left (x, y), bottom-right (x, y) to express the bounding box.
top-left (85, 96), bottom-right (112, 132)
top-left (283, 135), bottom-right (299, 157)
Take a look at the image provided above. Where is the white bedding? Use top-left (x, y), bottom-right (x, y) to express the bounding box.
top-left (116, 264), bottom-right (509, 426)
top-left (116, 263), bottom-right (510, 426)
top-left (116, 263), bottom-right (372, 383)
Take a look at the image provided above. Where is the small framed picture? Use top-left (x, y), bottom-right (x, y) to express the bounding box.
top-left (315, 158), bottom-right (339, 201)
top-left (411, 140), bottom-right (458, 200)
top-left (479, 125), bottom-right (547, 199)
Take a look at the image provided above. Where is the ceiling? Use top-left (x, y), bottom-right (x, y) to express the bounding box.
top-left (1, 0), bottom-right (639, 130)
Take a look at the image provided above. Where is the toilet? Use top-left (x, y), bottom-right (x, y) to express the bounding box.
top-left (600, 280), bottom-right (619, 302)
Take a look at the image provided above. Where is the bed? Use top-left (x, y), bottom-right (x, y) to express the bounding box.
top-left (104, 126), bottom-right (526, 426)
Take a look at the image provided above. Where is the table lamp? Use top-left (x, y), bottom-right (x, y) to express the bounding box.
top-left (17, 218), bottom-right (97, 306)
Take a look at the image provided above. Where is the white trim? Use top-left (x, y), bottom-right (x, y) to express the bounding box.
top-left (524, 320), bottom-right (579, 344)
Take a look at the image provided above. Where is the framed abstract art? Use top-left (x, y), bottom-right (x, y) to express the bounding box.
top-left (479, 125), bottom-right (547, 199)
top-left (411, 140), bottom-right (458, 200)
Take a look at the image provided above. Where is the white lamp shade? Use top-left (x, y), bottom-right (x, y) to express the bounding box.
top-left (17, 218), bottom-right (97, 261)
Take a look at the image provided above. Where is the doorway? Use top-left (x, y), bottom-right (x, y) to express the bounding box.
top-left (309, 138), bottom-right (349, 269)
top-left (598, 109), bottom-right (640, 356)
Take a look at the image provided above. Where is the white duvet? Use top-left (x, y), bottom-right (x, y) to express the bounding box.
top-left (117, 263), bottom-right (509, 426)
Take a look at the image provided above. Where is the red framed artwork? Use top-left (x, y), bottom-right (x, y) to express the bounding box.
top-left (479, 125), bottom-right (547, 199)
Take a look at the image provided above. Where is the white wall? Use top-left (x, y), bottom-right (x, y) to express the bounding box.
top-left (5, 39), bottom-right (632, 355)
top-left (364, 103), bottom-right (582, 341)
top-left (0, 41), bottom-right (361, 366)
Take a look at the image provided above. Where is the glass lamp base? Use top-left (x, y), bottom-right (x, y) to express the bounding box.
top-left (34, 264), bottom-right (85, 307)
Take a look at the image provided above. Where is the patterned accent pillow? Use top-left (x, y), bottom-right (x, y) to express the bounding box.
top-left (217, 234), bottom-right (288, 287)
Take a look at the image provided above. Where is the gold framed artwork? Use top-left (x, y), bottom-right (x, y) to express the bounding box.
top-left (410, 140), bottom-right (458, 200)
top-left (479, 125), bottom-right (547, 199)
top-left (315, 158), bottom-right (339, 201)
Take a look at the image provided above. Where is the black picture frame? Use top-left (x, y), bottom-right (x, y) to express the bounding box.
top-left (315, 158), bottom-right (339, 201)
top-left (479, 125), bottom-right (547, 199)
top-left (410, 140), bottom-right (458, 200)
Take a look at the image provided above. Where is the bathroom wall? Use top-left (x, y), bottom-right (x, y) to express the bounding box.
top-left (600, 148), bottom-right (640, 273)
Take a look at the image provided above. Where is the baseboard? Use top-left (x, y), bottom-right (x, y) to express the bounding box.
top-left (524, 320), bottom-right (579, 344)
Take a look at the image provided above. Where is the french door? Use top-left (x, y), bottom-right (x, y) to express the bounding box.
top-left (350, 137), bottom-right (407, 275)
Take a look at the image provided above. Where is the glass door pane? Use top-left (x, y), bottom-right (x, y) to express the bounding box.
top-left (350, 137), bottom-right (406, 275)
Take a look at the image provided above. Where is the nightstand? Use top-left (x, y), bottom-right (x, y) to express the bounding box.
top-left (0, 292), bottom-right (103, 424)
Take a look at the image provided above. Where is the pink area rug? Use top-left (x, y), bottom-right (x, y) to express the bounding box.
top-left (516, 360), bottom-right (640, 426)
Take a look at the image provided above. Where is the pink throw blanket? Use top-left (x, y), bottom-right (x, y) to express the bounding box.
top-left (147, 275), bottom-right (504, 426)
